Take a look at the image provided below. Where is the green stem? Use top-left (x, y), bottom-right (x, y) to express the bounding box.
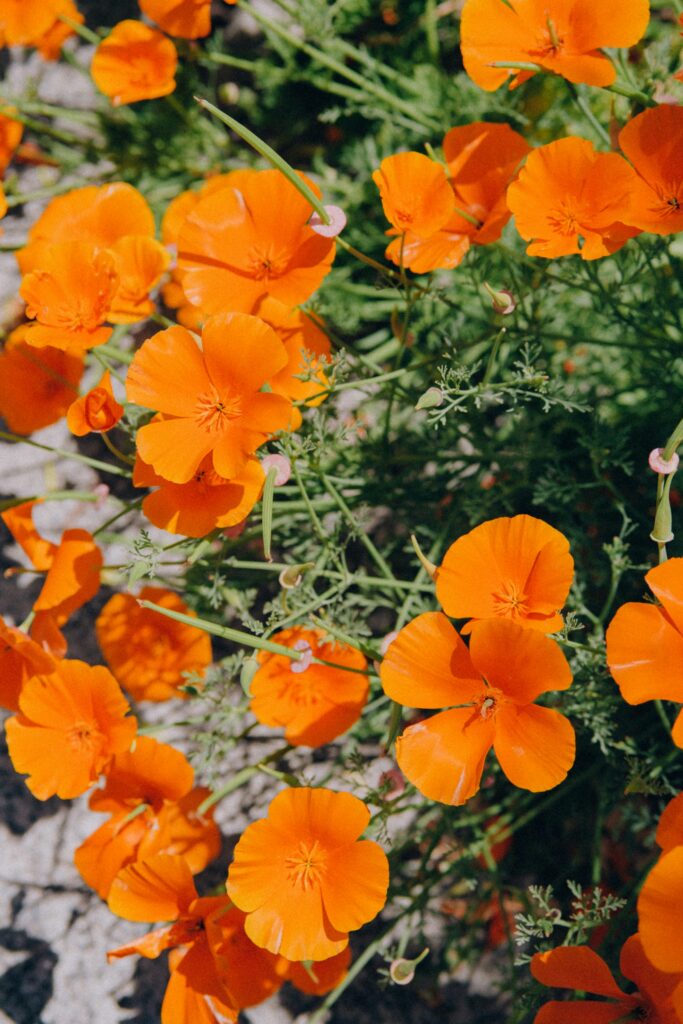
top-left (57, 13), bottom-right (101, 45)
top-left (194, 95), bottom-right (330, 224)
top-left (197, 744), bottom-right (292, 814)
top-left (0, 431), bottom-right (131, 478)
top-left (322, 474), bottom-right (395, 580)
top-left (566, 82), bottom-right (610, 147)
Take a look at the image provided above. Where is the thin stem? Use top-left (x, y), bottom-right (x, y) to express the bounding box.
top-left (322, 474), bottom-right (395, 580)
top-left (0, 432), bottom-right (131, 478)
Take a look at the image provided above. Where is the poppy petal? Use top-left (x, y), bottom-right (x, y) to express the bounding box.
top-left (531, 945), bottom-right (627, 999)
top-left (637, 846), bottom-right (683, 973)
top-left (467, 619), bottom-right (572, 704)
top-left (108, 852), bottom-right (197, 923)
top-left (606, 602), bottom-right (683, 705)
top-left (322, 840), bottom-right (389, 933)
top-left (493, 704), bottom-right (575, 792)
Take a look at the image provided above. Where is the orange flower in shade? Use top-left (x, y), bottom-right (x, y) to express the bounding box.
top-left (0, 616), bottom-right (55, 712)
top-left (0, 0), bottom-right (82, 51)
top-left (139, 0), bottom-right (212, 39)
top-left (460, 0), bottom-right (651, 92)
top-left (177, 169), bottom-right (336, 315)
top-left (133, 451), bottom-right (265, 538)
top-left (506, 137), bottom-right (639, 259)
top-left (33, 0), bottom-right (85, 60)
top-left (67, 369), bottom-right (124, 436)
top-left (254, 297), bottom-right (332, 412)
top-left (107, 853), bottom-right (286, 1023)
top-left (126, 314), bottom-right (292, 484)
top-left (17, 182), bottom-right (156, 275)
top-left (380, 613), bottom-right (575, 805)
top-left (1, 501), bottom-right (102, 657)
top-left (227, 787), bottom-right (389, 961)
top-left (95, 586), bottom-right (212, 702)
top-left (19, 241), bottom-right (118, 352)
top-left (436, 514), bottom-right (574, 634)
top-left (91, 21), bottom-right (178, 106)
top-left (250, 626), bottom-right (369, 747)
top-left (372, 152), bottom-right (454, 239)
top-left (383, 122), bottom-right (531, 273)
top-left (0, 331), bottom-right (83, 435)
top-left (618, 105), bottom-right (683, 236)
top-left (75, 736), bottom-right (220, 899)
top-left (5, 659), bottom-right (137, 800)
top-left (637, 793), bottom-right (683, 991)
top-left (606, 558), bottom-right (683, 748)
top-left (0, 107), bottom-right (22, 175)
top-left (531, 934), bottom-right (683, 1024)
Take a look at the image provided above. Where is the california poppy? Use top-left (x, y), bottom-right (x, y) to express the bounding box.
top-left (67, 369), bottom-right (124, 436)
top-left (96, 586), bottom-right (212, 701)
top-left (606, 557), bottom-right (683, 747)
top-left (637, 793), bottom-right (683, 987)
top-left (177, 169), bottom-right (336, 315)
top-left (75, 736), bottom-right (220, 898)
top-left (0, 0), bottom-right (78, 49)
top-left (20, 241), bottom-right (118, 352)
top-left (619, 105), bottom-right (683, 235)
top-left (250, 626), bottom-right (369, 747)
top-left (18, 182), bottom-right (156, 275)
top-left (381, 613), bottom-right (575, 804)
top-left (107, 235), bottom-right (170, 323)
top-left (126, 314), bottom-right (292, 484)
top-left (133, 450), bottom-right (265, 537)
top-left (91, 21), bottom-right (179, 107)
top-left (6, 659), bottom-right (137, 800)
top-left (531, 934), bottom-right (683, 1024)
top-left (0, 107), bottom-right (22, 174)
top-left (506, 137), bottom-right (639, 259)
top-left (108, 853), bottom-right (286, 1022)
top-left (138, 0), bottom-right (212, 39)
top-left (227, 787), bottom-right (389, 961)
top-left (460, 0), bottom-right (651, 92)
top-left (384, 122), bottom-right (531, 273)
top-left (373, 152), bottom-right (455, 239)
top-left (33, 0), bottom-right (85, 60)
top-left (2, 500), bottom-right (102, 657)
top-left (0, 615), bottom-right (55, 711)
top-left (436, 514), bottom-right (574, 633)
top-left (0, 330), bottom-right (83, 435)
top-left (254, 297), bottom-right (332, 412)
top-left (287, 946), bottom-right (352, 996)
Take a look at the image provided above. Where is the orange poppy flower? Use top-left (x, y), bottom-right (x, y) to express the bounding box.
top-left (0, 330), bottom-right (83, 435)
top-left (17, 182), bottom-right (156, 276)
top-left (33, 0), bottom-right (85, 60)
top-left (287, 946), bottom-right (351, 996)
top-left (108, 854), bottom-right (286, 1021)
top-left (618, 105), bottom-right (683, 236)
top-left (5, 659), bottom-right (137, 799)
top-left (436, 514), bottom-right (574, 634)
top-left (133, 450), bottom-right (265, 538)
top-left (227, 786), bottom-right (389, 961)
top-left (606, 558), bottom-right (683, 748)
top-left (67, 369), bottom-right (124, 436)
top-left (139, 0), bottom-right (212, 39)
top-left (95, 586), bottom-right (212, 702)
top-left (380, 613), bottom-right (575, 805)
top-left (177, 168), bottom-right (336, 315)
top-left (75, 736), bottom-right (220, 898)
top-left (254, 297), bottom-right (331, 410)
top-left (506, 137), bottom-right (639, 259)
top-left (0, 615), bottom-right (56, 711)
top-left (460, 0), bottom-right (650, 92)
top-left (126, 314), bottom-right (292, 484)
top-left (531, 934), bottom-right (683, 1024)
top-left (250, 626), bottom-right (369, 747)
top-left (384, 122), bottom-right (531, 273)
top-left (373, 152), bottom-right (455, 239)
top-left (91, 21), bottom-right (178, 106)
top-left (107, 235), bottom-right (171, 323)
top-left (2, 501), bottom-right (102, 657)
top-left (0, 107), bottom-right (22, 174)
top-left (637, 794), bottom-right (683, 986)
top-left (20, 241), bottom-right (118, 352)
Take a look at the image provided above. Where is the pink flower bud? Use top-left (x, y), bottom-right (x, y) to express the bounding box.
top-left (310, 205), bottom-right (347, 238)
top-left (290, 639), bottom-right (313, 673)
top-left (649, 448), bottom-right (680, 475)
top-left (380, 631), bottom-right (399, 656)
top-left (261, 454), bottom-right (291, 486)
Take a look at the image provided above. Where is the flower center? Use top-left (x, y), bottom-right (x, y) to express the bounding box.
top-left (548, 200), bottom-right (579, 237)
top-left (247, 245), bottom-right (288, 280)
top-left (285, 839), bottom-right (326, 890)
top-left (529, 16), bottom-right (564, 58)
top-left (194, 385), bottom-right (242, 432)
top-left (67, 720), bottom-right (100, 752)
top-left (491, 580), bottom-right (529, 619)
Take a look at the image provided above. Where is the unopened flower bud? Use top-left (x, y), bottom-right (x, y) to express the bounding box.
top-left (278, 562), bottom-right (314, 590)
top-left (290, 639), bottom-right (313, 673)
top-left (415, 387), bottom-right (443, 411)
top-left (649, 448), bottom-right (680, 476)
top-left (310, 204), bottom-right (347, 238)
top-left (410, 534), bottom-right (438, 580)
top-left (483, 281), bottom-right (516, 315)
top-left (389, 947), bottom-right (429, 986)
top-left (261, 453), bottom-right (291, 486)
